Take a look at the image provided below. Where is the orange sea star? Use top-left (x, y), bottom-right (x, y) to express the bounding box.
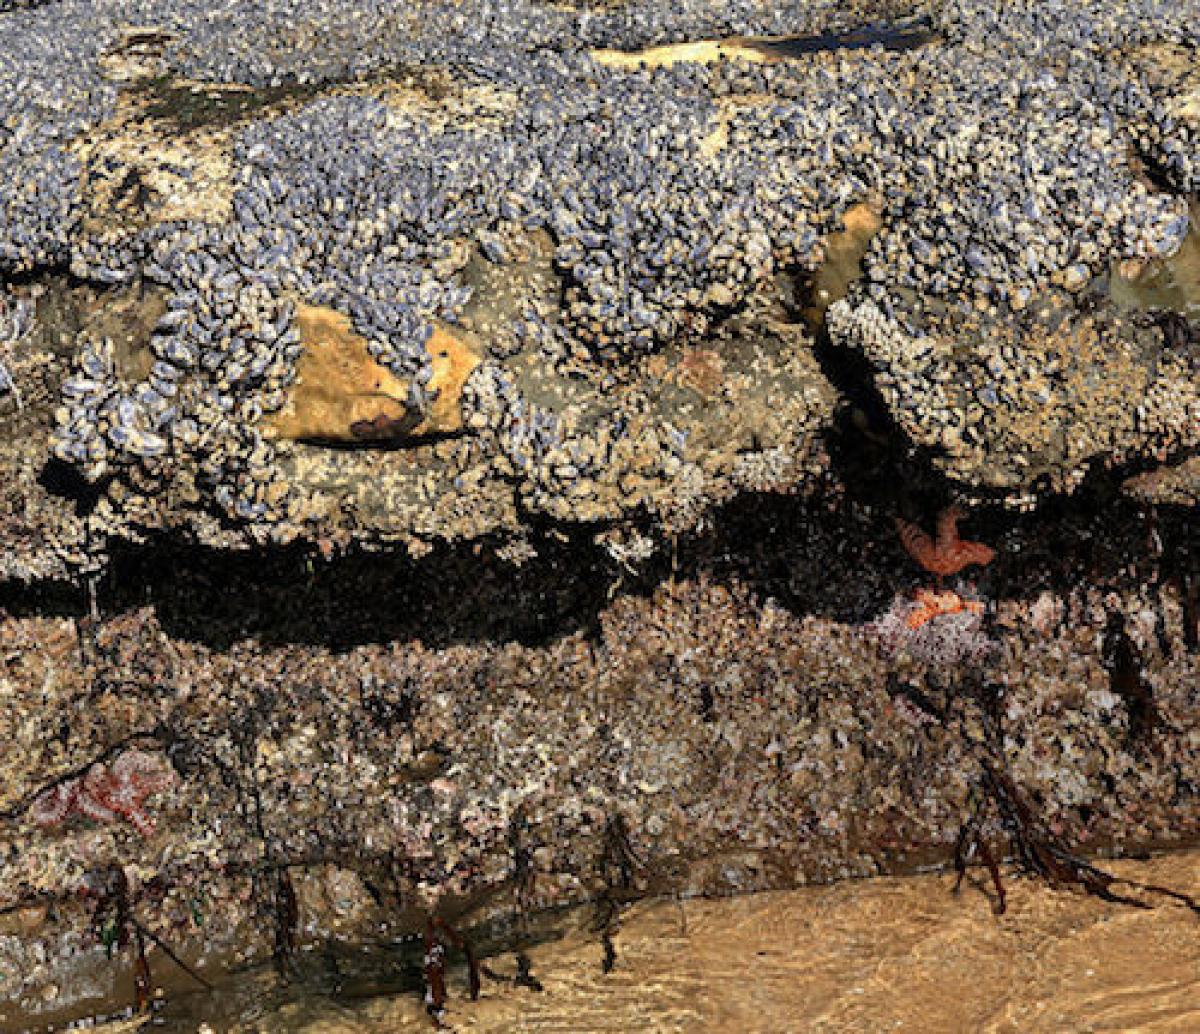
top-left (904, 587), bottom-right (985, 630)
top-left (896, 506), bottom-right (995, 582)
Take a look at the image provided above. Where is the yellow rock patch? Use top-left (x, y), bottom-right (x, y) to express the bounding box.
top-left (422, 324), bottom-right (481, 434)
top-left (590, 39), bottom-right (772, 69)
top-left (803, 200), bottom-right (884, 326)
top-left (265, 305), bottom-right (480, 443)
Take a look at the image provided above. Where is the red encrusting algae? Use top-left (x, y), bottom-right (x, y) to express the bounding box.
top-left (31, 750), bottom-right (176, 837)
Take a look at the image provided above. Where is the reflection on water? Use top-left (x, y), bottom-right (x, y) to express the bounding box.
top-left (591, 17), bottom-right (936, 70)
top-left (745, 17), bottom-right (936, 60)
top-left (88, 851), bottom-right (1200, 1033)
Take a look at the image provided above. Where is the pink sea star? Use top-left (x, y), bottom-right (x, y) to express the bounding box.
top-left (31, 749), bottom-right (176, 837)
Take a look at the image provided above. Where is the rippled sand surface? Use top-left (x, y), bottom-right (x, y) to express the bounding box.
top-left (125, 851), bottom-right (1198, 1034)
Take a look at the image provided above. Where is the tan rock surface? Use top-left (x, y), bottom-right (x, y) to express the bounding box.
top-left (265, 306), bottom-right (480, 443)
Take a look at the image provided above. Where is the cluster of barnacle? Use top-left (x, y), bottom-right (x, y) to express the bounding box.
top-left (519, 0), bottom-right (1196, 361)
top-left (705, 9), bottom-right (1193, 318)
top-left (49, 86), bottom-right (513, 521)
top-left (462, 357), bottom-right (696, 520)
top-left (34, 104), bottom-right (475, 525)
top-left (233, 98), bottom-right (489, 379)
top-left (863, 57), bottom-right (1185, 308)
top-left (54, 337), bottom-right (166, 478)
top-left (462, 362), bottom-right (607, 505)
top-left (535, 76), bottom-right (788, 354)
top-left (150, 0), bottom-right (865, 90)
top-left (54, 225), bottom-right (303, 524)
top-left (0, 4), bottom-right (120, 273)
top-left (0, 290), bottom-right (32, 407)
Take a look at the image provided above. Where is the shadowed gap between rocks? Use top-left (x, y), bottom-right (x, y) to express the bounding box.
top-left (0, 480), bottom-right (1195, 655)
top-left (132, 60), bottom-right (465, 133)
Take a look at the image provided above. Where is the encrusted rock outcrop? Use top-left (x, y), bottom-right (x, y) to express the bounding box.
top-left (2, 0), bottom-right (1199, 1026)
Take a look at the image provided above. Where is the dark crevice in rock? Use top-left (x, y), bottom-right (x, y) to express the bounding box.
top-left (787, 265), bottom-right (951, 522)
top-left (0, 527), bottom-right (618, 651)
top-left (1102, 610), bottom-right (1159, 747)
top-left (778, 202), bottom-right (968, 520)
top-left (743, 14), bottom-right (938, 60)
top-left (136, 75), bottom-right (329, 132)
top-left (0, 0), bottom-right (62, 11)
top-left (38, 457), bottom-right (106, 516)
top-left (1, 264), bottom-right (69, 291)
top-left (0, 485), bottom-right (885, 651)
top-left (1130, 145), bottom-right (1194, 200)
top-left (2, 454), bottom-right (1195, 654)
top-left (0, 578), bottom-right (89, 622)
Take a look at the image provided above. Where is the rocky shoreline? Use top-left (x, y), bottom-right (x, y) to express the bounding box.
top-left (1, 0), bottom-right (1198, 1028)
top-left (2, 485), bottom-right (1197, 1027)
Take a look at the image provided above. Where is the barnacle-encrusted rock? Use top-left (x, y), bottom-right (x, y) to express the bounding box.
top-left (828, 289), bottom-right (1200, 499)
top-left (4, 1), bottom-right (1200, 1025)
top-left (1122, 43), bottom-right (1200, 193)
top-left (1122, 454), bottom-right (1200, 506)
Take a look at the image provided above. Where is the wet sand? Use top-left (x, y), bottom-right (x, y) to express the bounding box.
top-left (405, 856), bottom-right (1200, 1034)
top-left (96, 851), bottom-right (1200, 1034)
